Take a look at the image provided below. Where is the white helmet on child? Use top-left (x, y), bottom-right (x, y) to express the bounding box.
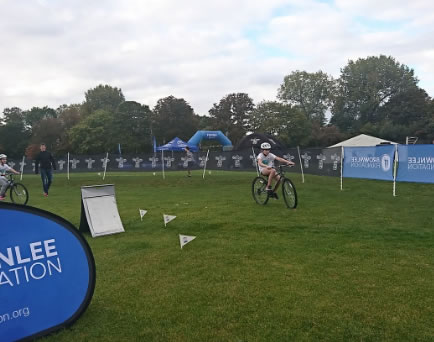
top-left (260, 142), bottom-right (271, 150)
top-left (0, 154), bottom-right (7, 159)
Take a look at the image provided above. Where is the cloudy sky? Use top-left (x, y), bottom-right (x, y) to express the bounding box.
top-left (1, 0), bottom-right (433, 116)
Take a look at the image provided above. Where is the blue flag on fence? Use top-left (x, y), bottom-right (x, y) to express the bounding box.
top-left (343, 145), bottom-right (395, 181)
top-left (397, 144), bottom-right (434, 183)
top-left (153, 136), bottom-right (157, 153)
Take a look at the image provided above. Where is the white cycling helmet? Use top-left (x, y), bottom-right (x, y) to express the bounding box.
top-left (260, 142), bottom-right (271, 150)
top-left (0, 154), bottom-right (7, 159)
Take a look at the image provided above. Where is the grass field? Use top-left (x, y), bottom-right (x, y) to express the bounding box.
top-left (14, 170), bottom-right (434, 341)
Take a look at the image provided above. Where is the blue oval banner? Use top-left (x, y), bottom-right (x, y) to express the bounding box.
top-left (0, 203), bottom-right (96, 342)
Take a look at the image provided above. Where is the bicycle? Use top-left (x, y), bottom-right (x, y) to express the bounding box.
top-left (252, 164), bottom-right (297, 209)
top-left (1, 174), bottom-right (29, 205)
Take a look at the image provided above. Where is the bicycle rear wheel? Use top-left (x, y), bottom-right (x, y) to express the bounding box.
top-left (282, 178), bottom-right (297, 209)
top-left (252, 177), bottom-right (269, 205)
top-left (10, 183), bottom-right (29, 205)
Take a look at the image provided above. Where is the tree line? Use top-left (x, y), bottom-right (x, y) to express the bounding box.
top-left (1, 55), bottom-right (433, 159)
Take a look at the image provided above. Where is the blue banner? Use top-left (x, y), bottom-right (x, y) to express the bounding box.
top-left (396, 144), bottom-right (434, 183)
top-left (343, 145), bottom-right (395, 181)
top-left (0, 203), bottom-right (95, 341)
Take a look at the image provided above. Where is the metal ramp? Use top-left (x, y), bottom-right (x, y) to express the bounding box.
top-left (79, 184), bottom-right (125, 237)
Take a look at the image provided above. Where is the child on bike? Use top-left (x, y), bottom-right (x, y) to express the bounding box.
top-left (0, 154), bottom-right (20, 200)
top-left (257, 143), bottom-right (294, 199)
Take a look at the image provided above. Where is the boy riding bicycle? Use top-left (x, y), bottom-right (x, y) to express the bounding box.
top-left (257, 143), bottom-right (295, 199)
top-left (0, 154), bottom-right (20, 200)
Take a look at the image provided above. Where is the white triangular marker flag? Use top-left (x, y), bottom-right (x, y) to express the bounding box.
top-left (179, 234), bottom-right (196, 249)
top-left (139, 209), bottom-right (147, 221)
top-left (163, 214), bottom-right (177, 227)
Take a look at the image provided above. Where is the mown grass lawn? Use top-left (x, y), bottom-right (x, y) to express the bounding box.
top-left (18, 170), bottom-right (434, 341)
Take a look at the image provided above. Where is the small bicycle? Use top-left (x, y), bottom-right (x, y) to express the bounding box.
top-left (2, 174), bottom-right (29, 205)
top-left (252, 164), bottom-right (297, 209)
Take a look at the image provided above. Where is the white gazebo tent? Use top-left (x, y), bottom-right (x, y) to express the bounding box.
top-left (328, 134), bottom-right (398, 195)
top-left (328, 134), bottom-right (397, 147)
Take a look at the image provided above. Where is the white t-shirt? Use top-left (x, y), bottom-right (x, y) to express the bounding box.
top-left (257, 152), bottom-right (276, 173)
top-left (0, 164), bottom-right (12, 177)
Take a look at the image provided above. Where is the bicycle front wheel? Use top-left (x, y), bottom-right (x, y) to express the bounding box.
top-left (282, 178), bottom-right (297, 209)
top-left (10, 183), bottom-right (29, 205)
top-left (252, 177), bottom-right (269, 205)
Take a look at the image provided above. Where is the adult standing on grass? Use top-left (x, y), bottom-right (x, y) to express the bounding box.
top-left (35, 143), bottom-right (56, 197)
top-left (184, 146), bottom-right (194, 177)
top-left (0, 154), bottom-right (20, 200)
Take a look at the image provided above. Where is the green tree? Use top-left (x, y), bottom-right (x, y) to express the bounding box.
top-left (276, 109), bottom-right (312, 147)
top-left (153, 96), bottom-right (198, 143)
top-left (209, 93), bottom-right (254, 145)
top-left (24, 106), bottom-right (57, 129)
top-left (24, 106), bottom-right (61, 154)
top-left (247, 101), bottom-right (312, 147)
top-left (378, 87), bottom-right (430, 126)
top-left (248, 101), bottom-right (281, 134)
top-left (54, 104), bottom-right (84, 154)
top-left (248, 101), bottom-right (290, 135)
top-left (331, 55), bottom-right (418, 132)
top-left (114, 101), bottom-right (152, 153)
top-left (29, 118), bottom-right (63, 152)
top-left (310, 123), bottom-right (345, 147)
top-left (358, 87), bottom-right (432, 143)
top-left (56, 104), bottom-right (83, 128)
top-left (421, 100), bottom-right (434, 143)
top-left (197, 114), bottom-right (215, 131)
top-left (1, 107), bottom-right (26, 125)
top-left (84, 84), bottom-right (125, 114)
top-left (0, 107), bottom-right (30, 158)
top-left (27, 104), bottom-right (85, 156)
top-left (278, 70), bottom-right (334, 125)
top-left (68, 110), bottom-right (116, 154)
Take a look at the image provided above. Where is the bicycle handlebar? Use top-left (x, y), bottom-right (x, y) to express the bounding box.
top-left (280, 164), bottom-right (294, 168)
top-left (269, 164), bottom-right (294, 174)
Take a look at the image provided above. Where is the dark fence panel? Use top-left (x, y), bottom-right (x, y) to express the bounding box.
top-left (9, 145), bottom-right (433, 185)
top-left (10, 147), bottom-right (341, 178)
top-left (298, 147), bottom-right (342, 177)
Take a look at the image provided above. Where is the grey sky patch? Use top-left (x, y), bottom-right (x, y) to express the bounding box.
top-left (1, 0), bottom-right (433, 115)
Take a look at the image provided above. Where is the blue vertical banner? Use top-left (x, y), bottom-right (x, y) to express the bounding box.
top-left (397, 144), bottom-right (434, 183)
top-left (153, 136), bottom-right (157, 153)
top-left (343, 145), bottom-right (395, 180)
top-left (0, 203), bottom-right (95, 341)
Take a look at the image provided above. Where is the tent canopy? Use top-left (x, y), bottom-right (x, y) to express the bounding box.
top-left (235, 132), bottom-right (286, 150)
top-left (156, 137), bottom-right (198, 152)
top-left (328, 134), bottom-right (397, 148)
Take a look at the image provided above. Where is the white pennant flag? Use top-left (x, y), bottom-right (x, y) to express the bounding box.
top-left (139, 209), bottom-right (148, 221)
top-left (179, 234), bottom-right (196, 249)
top-left (163, 214), bottom-right (177, 227)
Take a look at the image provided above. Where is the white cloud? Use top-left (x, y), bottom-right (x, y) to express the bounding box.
top-left (0, 0), bottom-right (433, 116)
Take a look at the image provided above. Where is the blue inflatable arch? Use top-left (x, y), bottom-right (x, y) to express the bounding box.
top-left (187, 131), bottom-right (233, 150)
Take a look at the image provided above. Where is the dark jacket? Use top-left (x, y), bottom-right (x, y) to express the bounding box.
top-left (35, 151), bottom-right (56, 174)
